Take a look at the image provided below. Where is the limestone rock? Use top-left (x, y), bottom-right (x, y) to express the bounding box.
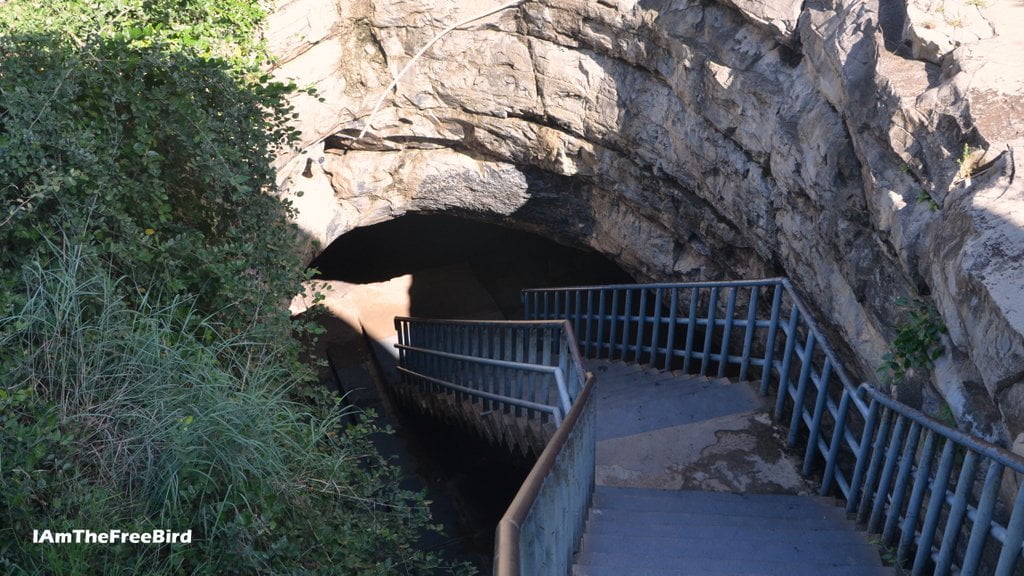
top-left (266, 0), bottom-right (1024, 441)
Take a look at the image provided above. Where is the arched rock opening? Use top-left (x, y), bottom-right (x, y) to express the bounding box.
top-left (274, 0), bottom-right (1024, 447)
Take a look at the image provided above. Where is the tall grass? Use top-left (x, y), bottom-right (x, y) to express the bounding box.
top-left (0, 244), bottom-right (455, 575)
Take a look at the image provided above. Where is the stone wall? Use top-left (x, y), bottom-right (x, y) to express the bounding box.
top-left (266, 0), bottom-right (1024, 444)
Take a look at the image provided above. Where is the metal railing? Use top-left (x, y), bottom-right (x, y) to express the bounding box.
top-left (393, 317), bottom-right (596, 575)
top-left (524, 279), bottom-right (1024, 575)
top-left (394, 317), bottom-right (588, 429)
top-left (494, 373), bottom-right (596, 576)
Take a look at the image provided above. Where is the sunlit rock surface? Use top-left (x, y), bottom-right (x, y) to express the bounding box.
top-left (266, 0), bottom-right (1024, 444)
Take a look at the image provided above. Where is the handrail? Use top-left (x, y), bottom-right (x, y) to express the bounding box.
top-left (858, 384), bottom-right (1024, 473)
top-left (389, 279), bottom-right (1024, 575)
top-left (392, 317), bottom-right (589, 456)
top-left (779, 278), bottom-right (858, 393)
top-left (394, 343), bottom-right (573, 415)
top-left (522, 278), bottom-right (788, 292)
top-left (525, 279), bottom-right (1024, 575)
top-left (395, 365), bottom-right (565, 426)
top-left (494, 373), bottom-right (596, 576)
top-left (395, 316), bottom-right (570, 327)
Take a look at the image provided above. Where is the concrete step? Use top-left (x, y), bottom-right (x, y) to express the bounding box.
top-left (582, 521), bottom-right (873, 545)
top-left (572, 557), bottom-right (896, 576)
top-left (576, 487), bottom-right (892, 575)
top-left (578, 533), bottom-right (884, 565)
top-left (591, 486), bottom-right (843, 518)
top-left (586, 509), bottom-right (857, 531)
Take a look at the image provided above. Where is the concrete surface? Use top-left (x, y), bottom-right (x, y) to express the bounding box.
top-left (589, 360), bottom-right (817, 495)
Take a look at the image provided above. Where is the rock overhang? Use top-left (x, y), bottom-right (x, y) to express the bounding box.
top-left (267, 0), bottom-right (1024, 444)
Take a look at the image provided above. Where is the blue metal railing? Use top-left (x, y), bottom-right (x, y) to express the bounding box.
top-left (392, 317), bottom-right (596, 576)
top-left (494, 373), bottom-right (596, 576)
top-left (523, 279), bottom-right (1024, 575)
top-left (394, 317), bottom-right (588, 432)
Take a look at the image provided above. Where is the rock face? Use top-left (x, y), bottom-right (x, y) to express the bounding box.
top-left (266, 0), bottom-right (1024, 443)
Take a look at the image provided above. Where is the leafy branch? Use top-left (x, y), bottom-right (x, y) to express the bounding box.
top-left (879, 297), bottom-right (947, 382)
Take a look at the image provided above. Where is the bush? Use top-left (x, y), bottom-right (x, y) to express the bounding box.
top-left (0, 1), bottom-right (304, 335)
top-left (0, 244), bottom-right (463, 575)
top-left (0, 1), bottom-right (471, 573)
top-left (878, 297), bottom-right (947, 382)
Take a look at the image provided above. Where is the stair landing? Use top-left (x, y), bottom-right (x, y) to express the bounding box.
top-left (588, 360), bottom-right (813, 494)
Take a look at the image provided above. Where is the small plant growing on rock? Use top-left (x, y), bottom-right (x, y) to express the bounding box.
top-left (955, 143), bottom-right (982, 182)
top-left (879, 297), bottom-right (947, 382)
top-left (916, 189), bottom-right (941, 210)
top-left (945, 13), bottom-right (966, 28)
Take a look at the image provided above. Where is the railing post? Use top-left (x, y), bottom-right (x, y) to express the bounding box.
top-left (914, 439), bottom-right (958, 574)
top-left (634, 288), bottom-right (648, 364)
top-left (773, 306), bottom-right (800, 421)
top-left (664, 288), bottom-right (679, 371)
top-left (882, 421), bottom-right (922, 545)
top-left (961, 461), bottom-right (1004, 575)
top-left (650, 288), bottom-right (663, 368)
top-left (802, 358), bottom-right (832, 475)
top-left (683, 288), bottom-right (699, 374)
top-left (934, 450), bottom-right (980, 576)
top-left (858, 408), bottom-right (894, 522)
top-left (787, 330), bottom-right (817, 447)
top-left (608, 289), bottom-right (620, 361)
top-left (620, 290), bottom-right (633, 360)
top-left (700, 287), bottom-right (719, 376)
top-left (843, 396), bottom-right (879, 511)
top-left (582, 290), bottom-right (593, 358)
top-left (897, 430), bottom-right (937, 564)
top-left (717, 287), bottom-right (737, 378)
top-left (759, 284), bottom-right (784, 395)
top-left (573, 290), bottom-right (582, 345)
top-left (739, 285), bottom-right (759, 381)
top-left (821, 388), bottom-right (853, 497)
top-left (995, 481), bottom-right (1024, 575)
top-left (868, 414), bottom-right (907, 532)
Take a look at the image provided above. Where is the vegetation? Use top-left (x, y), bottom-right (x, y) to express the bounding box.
top-left (1, 1), bottom-right (466, 574)
top-left (879, 297), bottom-right (947, 383)
top-left (916, 189), bottom-right (940, 211)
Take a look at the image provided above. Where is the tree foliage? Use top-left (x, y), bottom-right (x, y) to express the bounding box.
top-left (0, 0), bottom-right (303, 332)
top-left (0, 1), bottom-right (468, 574)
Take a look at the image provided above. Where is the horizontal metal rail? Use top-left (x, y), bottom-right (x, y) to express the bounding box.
top-left (524, 279), bottom-right (1024, 575)
top-left (395, 365), bottom-right (564, 426)
top-left (394, 343), bottom-right (572, 415)
top-left (392, 317), bottom-right (588, 452)
top-left (523, 278), bottom-right (788, 292)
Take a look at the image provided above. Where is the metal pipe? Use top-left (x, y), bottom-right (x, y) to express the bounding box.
top-left (396, 366), bottom-right (562, 425)
top-left (739, 286), bottom-right (759, 381)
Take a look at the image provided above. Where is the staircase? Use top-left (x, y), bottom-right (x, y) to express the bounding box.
top-left (386, 279), bottom-right (1024, 576)
top-left (576, 486), bottom-right (893, 576)
top-left (571, 359), bottom-right (893, 575)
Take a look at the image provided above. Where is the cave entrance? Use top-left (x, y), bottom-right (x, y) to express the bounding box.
top-left (303, 212), bottom-right (631, 571)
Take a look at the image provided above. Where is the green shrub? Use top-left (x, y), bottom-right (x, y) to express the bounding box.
top-left (1, 1), bottom-right (471, 573)
top-left (879, 297), bottom-right (947, 382)
top-left (1, 245), bottom-right (465, 575)
top-left (0, 1), bottom-right (304, 336)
